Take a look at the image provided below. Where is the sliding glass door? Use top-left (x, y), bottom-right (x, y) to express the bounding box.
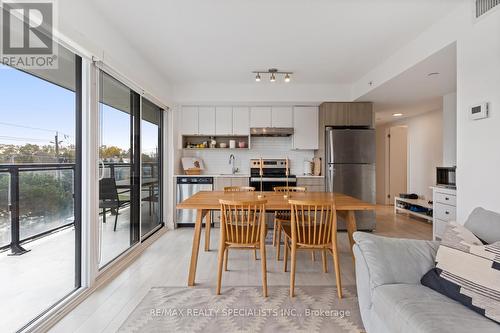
top-left (0, 47), bottom-right (81, 332)
top-left (98, 71), bottom-right (140, 268)
top-left (141, 99), bottom-right (163, 238)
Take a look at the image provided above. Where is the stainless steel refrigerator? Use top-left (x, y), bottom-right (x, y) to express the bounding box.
top-left (325, 127), bottom-right (376, 230)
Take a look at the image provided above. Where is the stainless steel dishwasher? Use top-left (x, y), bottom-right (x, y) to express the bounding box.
top-left (176, 176), bottom-right (213, 227)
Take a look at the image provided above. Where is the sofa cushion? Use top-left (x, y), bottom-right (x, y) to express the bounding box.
top-left (371, 284), bottom-right (500, 333)
top-left (421, 222), bottom-right (500, 324)
top-left (464, 207), bottom-right (500, 244)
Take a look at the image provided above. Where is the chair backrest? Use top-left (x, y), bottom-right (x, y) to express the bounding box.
top-left (99, 178), bottom-right (119, 201)
top-left (219, 199), bottom-right (266, 245)
top-left (289, 199), bottom-right (336, 246)
top-left (273, 186), bottom-right (307, 193)
top-left (224, 186), bottom-right (255, 192)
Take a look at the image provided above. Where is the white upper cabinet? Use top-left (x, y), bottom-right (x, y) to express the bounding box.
top-left (181, 106), bottom-right (198, 135)
top-left (215, 107), bottom-right (233, 135)
top-left (293, 106), bottom-right (319, 150)
top-left (232, 107), bottom-right (250, 135)
top-left (198, 106), bottom-right (216, 135)
top-left (250, 107), bottom-right (272, 127)
top-left (271, 106), bottom-right (293, 127)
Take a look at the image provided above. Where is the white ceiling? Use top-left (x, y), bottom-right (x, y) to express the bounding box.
top-left (88, 0), bottom-right (465, 86)
top-left (357, 42), bottom-right (456, 124)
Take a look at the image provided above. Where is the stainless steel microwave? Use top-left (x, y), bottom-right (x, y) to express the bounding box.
top-left (436, 167), bottom-right (456, 188)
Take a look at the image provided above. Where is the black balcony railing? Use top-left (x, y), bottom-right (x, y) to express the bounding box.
top-left (0, 163), bottom-right (76, 255)
top-left (0, 161), bottom-right (159, 254)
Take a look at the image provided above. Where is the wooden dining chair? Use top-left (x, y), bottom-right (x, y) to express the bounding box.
top-left (222, 186), bottom-right (257, 258)
top-left (282, 199), bottom-right (342, 298)
top-left (223, 186), bottom-right (255, 192)
top-left (272, 186), bottom-right (306, 260)
top-left (216, 199), bottom-right (268, 297)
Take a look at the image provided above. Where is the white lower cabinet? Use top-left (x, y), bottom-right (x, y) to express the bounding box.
top-left (212, 177), bottom-right (250, 223)
top-left (296, 177), bottom-right (324, 192)
top-left (432, 187), bottom-right (457, 240)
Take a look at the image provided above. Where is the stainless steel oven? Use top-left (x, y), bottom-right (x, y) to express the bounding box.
top-left (248, 158), bottom-right (296, 191)
top-left (249, 176), bottom-right (297, 191)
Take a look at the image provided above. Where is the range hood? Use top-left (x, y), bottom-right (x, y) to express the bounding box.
top-left (250, 127), bottom-right (294, 137)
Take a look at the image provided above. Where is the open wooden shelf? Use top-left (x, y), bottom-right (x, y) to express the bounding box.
top-left (182, 135), bottom-right (250, 150)
top-left (394, 196), bottom-right (433, 222)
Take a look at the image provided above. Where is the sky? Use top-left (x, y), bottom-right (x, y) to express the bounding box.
top-left (0, 66), bottom-right (75, 148)
top-left (0, 66), bottom-right (158, 155)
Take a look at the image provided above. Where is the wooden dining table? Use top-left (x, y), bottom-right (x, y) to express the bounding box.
top-left (176, 191), bottom-right (375, 286)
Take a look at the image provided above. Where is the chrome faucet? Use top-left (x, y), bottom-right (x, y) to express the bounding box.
top-left (229, 154), bottom-right (238, 174)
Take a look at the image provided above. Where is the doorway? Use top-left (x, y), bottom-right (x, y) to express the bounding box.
top-left (386, 126), bottom-right (408, 205)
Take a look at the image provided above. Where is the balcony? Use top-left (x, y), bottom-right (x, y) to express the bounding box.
top-left (0, 162), bottom-right (156, 332)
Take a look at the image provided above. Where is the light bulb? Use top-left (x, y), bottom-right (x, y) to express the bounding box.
top-left (284, 73), bottom-right (290, 83)
top-left (255, 73), bottom-right (261, 82)
top-left (270, 73), bottom-right (276, 82)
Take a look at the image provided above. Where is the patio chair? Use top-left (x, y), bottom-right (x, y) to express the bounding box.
top-left (99, 177), bottom-right (123, 231)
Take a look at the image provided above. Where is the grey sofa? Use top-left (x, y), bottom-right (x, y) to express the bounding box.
top-left (353, 207), bottom-right (500, 333)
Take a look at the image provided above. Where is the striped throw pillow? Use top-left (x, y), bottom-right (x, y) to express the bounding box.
top-left (421, 222), bottom-right (500, 324)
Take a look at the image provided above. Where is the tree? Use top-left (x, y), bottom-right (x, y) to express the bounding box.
top-left (99, 145), bottom-right (127, 160)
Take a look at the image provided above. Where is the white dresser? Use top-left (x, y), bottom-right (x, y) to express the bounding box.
top-left (431, 186), bottom-right (457, 240)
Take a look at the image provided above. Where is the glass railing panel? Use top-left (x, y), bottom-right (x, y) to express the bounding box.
top-left (0, 171), bottom-right (10, 248)
top-left (18, 168), bottom-right (74, 240)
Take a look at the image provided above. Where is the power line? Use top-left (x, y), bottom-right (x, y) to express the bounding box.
top-left (0, 136), bottom-right (51, 143)
top-left (0, 121), bottom-right (72, 138)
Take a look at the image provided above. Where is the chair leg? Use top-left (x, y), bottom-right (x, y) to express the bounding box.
top-left (332, 244), bottom-right (342, 299)
top-left (260, 240), bottom-right (268, 297)
top-left (272, 219), bottom-right (277, 246)
top-left (283, 237), bottom-right (289, 272)
top-left (216, 244), bottom-right (225, 295)
top-left (290, 242), bottom-right (297, 297)
top-left (311, 251), bottom-right (316, 261)
top-left (224, 248), bottom-right (228, 271)
top-left (254, 248), bottom-right (258, 260)
top-left (102, 208), bottom-right (106, 223)
top-left (322, 249), bottom-right (327, 273)
top-left (276, 221), bottom-right (282, 261)
top-left (113, 207), bottom-right (119, 231)
top-left (205, 213), bottom-right (211, 252)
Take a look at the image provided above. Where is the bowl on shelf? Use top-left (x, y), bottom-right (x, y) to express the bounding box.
top-left (219, 143), bottom-right (227, 148)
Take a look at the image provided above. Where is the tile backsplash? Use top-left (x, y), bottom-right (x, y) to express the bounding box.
top-left (180, 137), bottom-right (315, 175)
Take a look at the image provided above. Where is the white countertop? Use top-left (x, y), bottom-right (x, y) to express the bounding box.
top-left (296, 175), bottom-right (324, 178)
top-left (174, 174), bottom-right (250, 178)
top-left (174, 174), bottom-right (323, 178)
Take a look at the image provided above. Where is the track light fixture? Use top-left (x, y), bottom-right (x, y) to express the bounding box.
top-left (252, 68), bottom-right (293, 83)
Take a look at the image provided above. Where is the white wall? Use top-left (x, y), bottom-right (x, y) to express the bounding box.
top-left (457, 8), bottom-right (500, 222)
top-left (351, 2), bottom-right (469, 100)
top-left (58, 0), bottom-right (173, 106)
top-left (376, 109), bottom-right (443, 202)
top-left (442, 92), bottom-right (457, 166)
top-left (357, 3), bottom-right (500, 222)
top-left (173, 83), bottom-right (351, 105)
top-left (375, 125), bottom-right (387, 204)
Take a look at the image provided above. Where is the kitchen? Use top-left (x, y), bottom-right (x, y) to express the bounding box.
top-left (174, 103), bottom-right (376, 230)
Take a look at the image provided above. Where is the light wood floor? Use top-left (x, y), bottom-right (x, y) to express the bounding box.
top-left (50, 205), bottom-right (431, 333)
